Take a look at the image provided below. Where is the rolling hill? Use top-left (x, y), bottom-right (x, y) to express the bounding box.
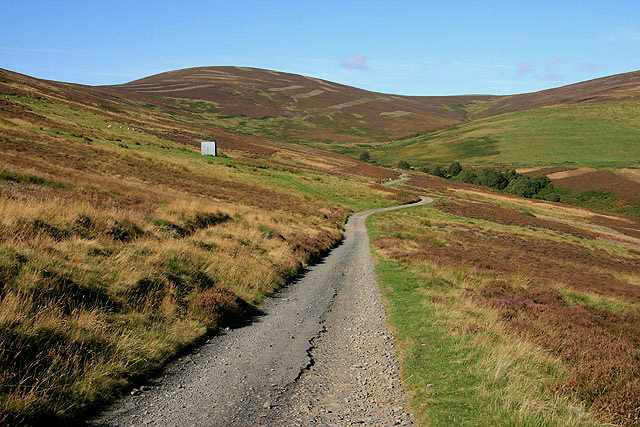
top-left (0, 66), bottom-right (413, 423)
top-left (373, 70), bottom-right (640, 169)
top-left (105, 66), bottom-right (493, 150)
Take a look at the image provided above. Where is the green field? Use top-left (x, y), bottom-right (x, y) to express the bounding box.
top-left (371, 101), bottom-right (640, 168)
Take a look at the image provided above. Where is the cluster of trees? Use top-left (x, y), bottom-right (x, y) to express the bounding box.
top-left (398, 160), bottom-right (411, 170)
top-left (424, 162), bottom-right (559, 201)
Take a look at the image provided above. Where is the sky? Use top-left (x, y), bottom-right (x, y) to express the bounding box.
top-left (1, 0), bottom-right (639, 96)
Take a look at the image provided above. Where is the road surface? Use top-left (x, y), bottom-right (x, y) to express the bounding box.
top-left (382, 173), bottom-right (409, 187)
top-left (90, 196), bottom-right (433, 427)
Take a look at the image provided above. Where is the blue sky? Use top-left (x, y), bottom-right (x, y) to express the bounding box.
top-left (1, 1), bottom-right (639, 95)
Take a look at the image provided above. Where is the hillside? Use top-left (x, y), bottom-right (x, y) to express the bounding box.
top-left (3, 65), bottom-right (640, 425)
top-left (104, 67), bottom-right (640, 174)
top-left (106, 66), bottom-right (493, 150)
top-left (0, 67), bottom-right (412, 423)
top-left (369, 174), bottom-right (640, 426)
top-left (371, 70), bottom-right (640, 169)
top-left (467, 70), bottom-right (640, 119)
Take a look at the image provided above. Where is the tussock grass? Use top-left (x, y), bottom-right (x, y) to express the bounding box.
top-left (0, 179), bottom-right (353, 423)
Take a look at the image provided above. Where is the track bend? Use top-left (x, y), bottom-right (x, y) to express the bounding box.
top-left (382, 173), bottom-right (409, 187)
top-left (91, 196), bottom-right (433, 427)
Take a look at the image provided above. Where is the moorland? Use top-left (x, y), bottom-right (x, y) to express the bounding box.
top-left (1, 66), bottom-right (640, 426)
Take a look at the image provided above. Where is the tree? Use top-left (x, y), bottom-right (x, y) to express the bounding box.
top-left (430, 165), bottom-right (447, 178)
top-left (476, 167), bottom-right (508, 190)
top-left (505, 169), bottom-right (520, 182)
top-left (505, 175), bottom-right (553, 198)
top-left (505, 176), bottom-right (539, 198)
top-left (359, 151), bottom-right (371, 162)
top-left (459, 169), bottom-right (478, 183)
top-left (398, 160), bottom-right (411, 170)
top-left (448, 161), bottom-right (462, 177)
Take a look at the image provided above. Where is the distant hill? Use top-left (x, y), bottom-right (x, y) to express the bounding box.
top-left (3, 65), bottom-right (640, 170)
top-left (107, 66), bottom-right (493, 147)
top-left (373, 70), bottom-right (640, 169)
top-left (3, 65), bottom-right (640, 424)
top-left (468, 70), bottom-right (640, 119)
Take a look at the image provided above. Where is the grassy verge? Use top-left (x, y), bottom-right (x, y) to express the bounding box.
top-left (367, 194), bottom-right (640, 426)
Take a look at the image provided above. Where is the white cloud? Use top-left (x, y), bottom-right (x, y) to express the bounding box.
top-left (536, 67), bottom-right (564, 81)
top-left (516, 61), bottom-right (533, 76)
top-left (341, 54), bottom-right (368, 70)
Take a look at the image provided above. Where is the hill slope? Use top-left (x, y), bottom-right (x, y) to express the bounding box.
top-left (107, 66), bottom-right (493, 149)
top-left (468, 70), bottom-right (640, 119)
top-left (0, 67), bottom-right (413, 423)
top-left (373, 70), bottom-right (640, 169)
top-left (3, 66), bottom-right (640, 426)
top-left (105, 67), bottom-right (640, 170)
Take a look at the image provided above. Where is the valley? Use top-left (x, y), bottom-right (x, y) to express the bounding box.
top-left (1, 66), bottom-right (640, 426)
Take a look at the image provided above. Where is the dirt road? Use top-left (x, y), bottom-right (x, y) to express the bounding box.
top-left (91, 196), bottom-right (433, 427)
top-left (382, 173), bottom-right (409, 187)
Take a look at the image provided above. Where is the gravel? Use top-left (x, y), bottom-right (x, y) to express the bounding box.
top-left (89, 197), bottom-right (432, 427)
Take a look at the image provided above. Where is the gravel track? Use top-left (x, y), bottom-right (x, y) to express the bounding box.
top-left (383, 173), bottom-right (409, 187)
top-left (90, 197), bottom-right (432, 427)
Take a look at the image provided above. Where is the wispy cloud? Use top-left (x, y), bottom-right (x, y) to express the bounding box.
top-left (578, 62), bottom-right (601, 71)
top-left (607, 27), bottom-right (640, 42)
top-left (341, 54), bottom-right (368, 70)
top-left (536, 67), bottom-right (564, 81)
top-left (550, 57), bottom-right (566, 65)
top-left (516, 61), bottom-right (533, 76)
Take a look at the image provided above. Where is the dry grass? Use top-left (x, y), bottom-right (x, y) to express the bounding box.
top-left (0, 71), bottom-right (409, 423)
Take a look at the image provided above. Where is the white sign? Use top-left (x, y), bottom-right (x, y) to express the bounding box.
top-left (201, 141), bottom-right (217, 156)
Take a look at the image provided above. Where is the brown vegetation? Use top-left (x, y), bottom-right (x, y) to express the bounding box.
top-left (553, 170), bottom-right (640, 202)
top-left (0, 66), bottom-right (408, 423)
top-left (472, 280), bottom-right (640, 425)
top-left (470, 69), bottom-right (640, 119)
top-left (109, 66), bottom-right (474, 141)
top-left (371, 189), bottom-right (640, 424)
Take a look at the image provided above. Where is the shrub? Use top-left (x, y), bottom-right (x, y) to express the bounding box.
top-left (448, 161), bottom-right (462, 177)
top-left (398, 160), bottom-right (411, 170)
top-left (189, 286), bottom-right (243, 328)
top-left (476, 167), bottom-right (508, 190)
top-left (430, 165), bottom-right (448, 178)
top-left (505, 175), bottom-right (553, 198)
top-left (359, 151), bottom-right (371, 162)
top-left (459, 169), bottom-right (478, 183)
